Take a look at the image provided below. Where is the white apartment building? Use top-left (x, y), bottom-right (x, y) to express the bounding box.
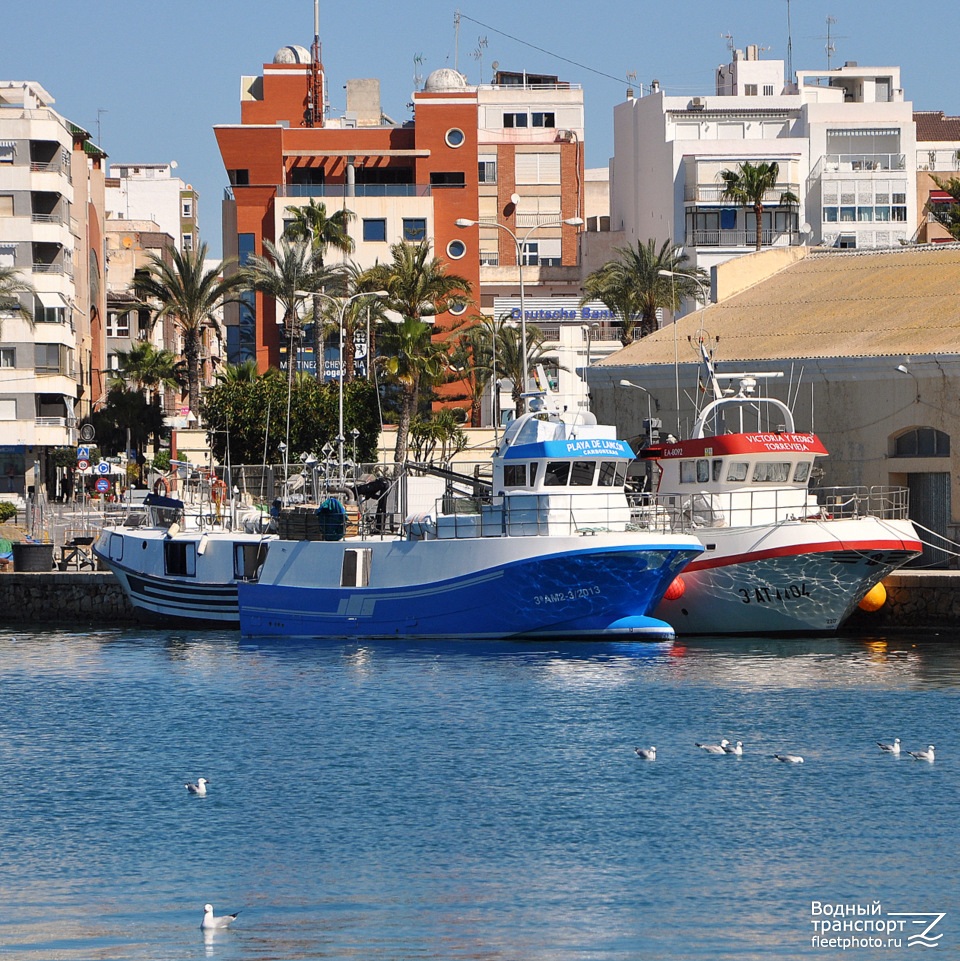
top-left (0, 80), bottom-right (107, 497)
top-left (610, 47), bottom-right (917, 278)
top-left (105, 162), bottom-right (198, 255)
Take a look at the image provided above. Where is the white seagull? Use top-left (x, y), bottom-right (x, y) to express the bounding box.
top-left (185, 777), bottom-right (209, 796)
top-left (201, 903), bottom-right (239, 931)
top-left (877, 738), bottom-right (901, 755)
top-left (696, 739), bottom-right (730, 754)
top-left (634, 746), bottom-right (657, 760)
top-left (723, 740), bottom-right (744, 756)
top-left (773, 753), bottom-right (804, 764)
top-left (908, 745), bottom-right (935, 762)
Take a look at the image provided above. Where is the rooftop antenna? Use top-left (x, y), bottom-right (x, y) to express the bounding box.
top-left (722, 32), bottom-right (735, 55)
top-left (413, 53), bottom-right (425, 90)
top-left (819, 16), bottom-right (847, 70)
top-left (307, 0), bottom-right (323, 127)
top-left (453, 9), bottom-right (461, 72)
top-left (785, 0), bottom-right (794, 82)
top-left (471, 36), bottom-right (488, 85)
top-left (96, 108), bottom-right (107, 145)
top-left (626, 70), bottom-right (638, 98)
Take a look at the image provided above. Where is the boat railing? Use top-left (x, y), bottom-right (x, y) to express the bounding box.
top-left (626, 485), bottom-right (911, 532)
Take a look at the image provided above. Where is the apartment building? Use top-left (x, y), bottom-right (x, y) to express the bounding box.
top-left (610, 47), bottom-right (917, 279)
top-left (0, 80), bottom-right (107, 496)
top-left (213, 44), bottom-right (585, 402)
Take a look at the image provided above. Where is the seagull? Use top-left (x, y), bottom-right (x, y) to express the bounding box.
top-left (908, 745), bottom-right (935, 762)
top-left (696, 739), bottom-right (730, 754)
top-left (773, 753), bottom-right (804, 764)
top-left (634, 746), bottom-right (657, 760)
top-left (201, 903), bottom-right (239, 931)
top-left (723, 740), bottom-right (744, 756)
top-left (185, 777), bottom-right (209, 796)
top-left (877, 738), bottom-right (901, 755)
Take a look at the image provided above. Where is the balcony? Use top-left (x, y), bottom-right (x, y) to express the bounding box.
top-left (276, 184), bottom-right (432, 198)
top-left (685, 228), bottom-right (803, 248)
top-left (814, 154), bottom-right (906, 176)
top-left (514, 213), bottom-right (565, 228)
top-left (32, 262), bottom-right (64, 274)
top-left (685, 182), bottom-right (800, 203)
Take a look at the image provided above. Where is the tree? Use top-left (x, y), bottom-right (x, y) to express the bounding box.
top-left (928, 175), bottom-right (960, 239)
top-left (215, 359), bottom-right (271, 384)
top-left (284, 200), bottom-right (355, 379)
top-left (489, 320), bottom-right (565, 418)
top-left (581, 240), bottom-right (707, 343)
top-left (241, 237), bottom-right (344, 387)
top-left (719, 160), bottom-right (800, 251)
top-left (133, 243), bottom-right (243, 418)
top-left (361, 240), bottom-right (471, 469)
top-left (0, 265), bottom-right (35, 339)
top-left (449, 321), bottom-right (495, 427)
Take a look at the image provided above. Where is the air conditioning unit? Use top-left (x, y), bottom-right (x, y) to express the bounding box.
top-left (556, 130), bottom-right (574, 142)
top-left (689, 97), bottom-right (705, 110)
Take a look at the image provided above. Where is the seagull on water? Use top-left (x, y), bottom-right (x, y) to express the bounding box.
top-left (723, 740), bottom-right (744, 756)
top-left (877, 738), bottom-right (901, 755)
top-left (908, 745), bottom-right (935, 762)
top-left (185, 777), bottom-right (209, 796)
top-left (696, 739), bottom-right (730, 754)
top-left (773, 753), bottom-right (804, 764)
top-left (634, 746), bottom-right (657, 760)
top-left (201, 903), bottom-right (239, 931)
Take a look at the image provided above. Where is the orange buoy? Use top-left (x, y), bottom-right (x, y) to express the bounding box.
top-left (858, 582), bottom-right (887, 612)
top-left (663, 576), bottom-right (686, 601)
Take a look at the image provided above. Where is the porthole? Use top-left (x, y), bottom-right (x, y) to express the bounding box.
top-left (445, 127), bottom-right (465, 148)
top-left (446, 238), bottom-right (467, 260)
top-left (448, 301), bottom-right (467, 316)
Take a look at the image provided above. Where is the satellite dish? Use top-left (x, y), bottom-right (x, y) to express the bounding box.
top-left (491, 60), bottom-right (499, 73)
top-left (510, 192), bottom-right (520, 206)
top-left (122, 236), bottom-right (133, 248)
top-left (800, 222), bottom-right (812, 236)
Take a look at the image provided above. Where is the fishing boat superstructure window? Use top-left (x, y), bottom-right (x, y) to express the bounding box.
top-left (570, 461), bottom-right (597, 486)
top-left (793, 461), bottom-right (812, 483)
top-left (680, 459), bottom-right (711, 483)
top-left (726, 462), bottom-right (749, 482)
top-left (504, 464), bottom-right (526, 487)
top-left (341, 548), bottom-right (372, 587)
top-left (598, 461), bottom-right (626, 487)
top-left (712, 460), bottom-right (724, 481)
top-left (544, 461), bottom-right (570, 486)
top-left (752, 462), bottom-right (791, 483)
top-left (235, 542), bottom-right (269, 579)
top-left (164, 540), bottom-right (196, 577)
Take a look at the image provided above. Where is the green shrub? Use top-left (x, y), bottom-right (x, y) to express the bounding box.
top-left (0, 502), bottom-right (17, 522)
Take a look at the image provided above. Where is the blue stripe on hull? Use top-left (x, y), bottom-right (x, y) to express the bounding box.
top-left (120, 569), bottom-right (240, 624)
top-left (239, 545), bottom-right (696, 640)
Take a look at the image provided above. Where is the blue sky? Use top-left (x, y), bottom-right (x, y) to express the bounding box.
top-left (7, 1), bottom-right (959, 257)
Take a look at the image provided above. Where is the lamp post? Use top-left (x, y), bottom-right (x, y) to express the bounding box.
top-left (619, 379), bottom-right (660, 492)
top-left (582, 323), bottom-right (599, 410)
top-left (456, 216), bottom-right (583, 406)
top-left (309, 289), bottom-right (389, 485)
top-left (895, 363), bottom-right (921, 403)
top-left (657, 269), bottom-right (712, 417)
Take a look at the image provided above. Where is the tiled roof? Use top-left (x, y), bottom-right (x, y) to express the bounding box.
top-left (915, 110), bottom-right (960, 142)
top-left (596, 245), bottom-right (960, 368)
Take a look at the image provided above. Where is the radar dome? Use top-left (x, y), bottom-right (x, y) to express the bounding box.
top-left (273, 45), bottom-right (311, 65)
top-left (423, 68), bottom-right (468, 92)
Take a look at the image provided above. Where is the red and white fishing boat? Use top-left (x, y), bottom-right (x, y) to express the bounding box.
top-left (632, 346), bottom-right (922, 634)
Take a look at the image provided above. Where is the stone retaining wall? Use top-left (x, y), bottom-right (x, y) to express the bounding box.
top-left (845, 571), bottom-right (960, 630)
top-left (0, 572), bottom-right (136, 624)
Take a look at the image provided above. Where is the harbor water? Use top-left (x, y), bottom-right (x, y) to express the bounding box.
top-left (0, 627), bottom-right (957, 960)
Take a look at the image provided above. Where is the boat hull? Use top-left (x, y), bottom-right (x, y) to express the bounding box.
top-left (654, 517), bottom-right (921, 634)
top-left (239, 534), bottom-right (701, 640)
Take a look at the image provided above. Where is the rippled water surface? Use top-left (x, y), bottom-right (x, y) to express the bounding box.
top-left (0, 628), bottom-right (957, 960)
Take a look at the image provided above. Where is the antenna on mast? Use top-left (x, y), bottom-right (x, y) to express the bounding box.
top-left (453, 9), bottom-right (461, 73)
top-left (785, 0), bottom-right (794, 82)
top-left (308, 0), bottom-right (323, 127)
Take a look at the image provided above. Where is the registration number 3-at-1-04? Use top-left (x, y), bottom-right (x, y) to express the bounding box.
top-left (534, 586), bottom-right (602, 605)
top-left (737, 582), bottom-right (810, 604)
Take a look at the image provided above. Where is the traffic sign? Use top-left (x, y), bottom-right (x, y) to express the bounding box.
top-left (95, 478), bottom-right (110, 493)
top-left (95, 461), bottom-right (111, 475)
top-left (77, 459), bottom-right (89, 471)
top-left (77, 446), bottom-right (90, 461)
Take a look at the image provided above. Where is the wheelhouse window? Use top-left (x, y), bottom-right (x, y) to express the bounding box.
top-left (726, 462), bottom-right (749, 482)
top-left (569, 461), bottom-right (596, 486)
top-left (681, 459), bottom-right (710, 483)
top-left (598, 461), bottom-right (624, 487)
top-left (503, 464), bottom-right (527, 487)
top-left (712, 460), bottom-right (724, 481)
top-left (793, 461), bottom-right (812, 483)
top-left (752, 462), bottom-right (791, 482)
top-left (164, 540), bottom-right (196, 577)
top-left (544, 461), bottom-right (570, 486)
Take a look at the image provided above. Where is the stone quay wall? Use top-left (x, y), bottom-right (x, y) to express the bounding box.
top-left (0, 572), bottom-right (136, 624)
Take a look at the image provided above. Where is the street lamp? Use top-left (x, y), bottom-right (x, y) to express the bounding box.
top-left (309, 289), bottom-right (389, 484)
top-left (658, 269), bottom-right (712, 416)
top-left (456, 215), bottom-right (584, 406)
top-left (581, 323), bottom-right (600, 409)
top-left (895, 364), bottom-right (921, 403)
top-left (619, 379), bottom-right (661, 492)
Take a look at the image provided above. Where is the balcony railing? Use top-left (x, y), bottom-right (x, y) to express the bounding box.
top-left (515, 212), bottom-right (565, 227)
top-left (685, 182), bottom-right (799, 203)
top-left (32, 263), bottom-right (64, 274)
top-left (29, 161), bottom-right (64, 174)
top-left (276, 184), bottom-right (432, 198)
top-left (817, 153), bottom-right (906, 174)
top-left (685, 228), bottom-right (802, 248)
top-left (31, 213), bottom-right (64, 224)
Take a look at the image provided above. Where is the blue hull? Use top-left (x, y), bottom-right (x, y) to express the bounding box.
top-left (238, 544), bottom-right (697, 640)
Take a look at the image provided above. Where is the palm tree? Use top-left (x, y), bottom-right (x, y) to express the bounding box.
top-left (581, 240), bottom-right (708, 343)
top-left (492, 320), bottom-right (563, 418)
top-left (449, 322), bottom-right (495, 427)
top-left (719, 160), bottom-right (800, 251)
top-left (241, 238), bottom-right (344, 389)
top-left (362, 241), bottom-right (472, 469)
top-left (215, 358), bottom-right (272, 384)
top-left (0, 265), bottom-right (35, 339)
top-left (284, 200), bottom-right (355, 377)
top-left (133, 243), bottom-right (243, 418)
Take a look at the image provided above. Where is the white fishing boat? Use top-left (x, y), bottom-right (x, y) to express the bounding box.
top-left (236, 402), bottom-right (704, 641)
top-left (633, 346), bottom-right (922, 634)
top-left (93, 491), bottom-right (275, 624)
